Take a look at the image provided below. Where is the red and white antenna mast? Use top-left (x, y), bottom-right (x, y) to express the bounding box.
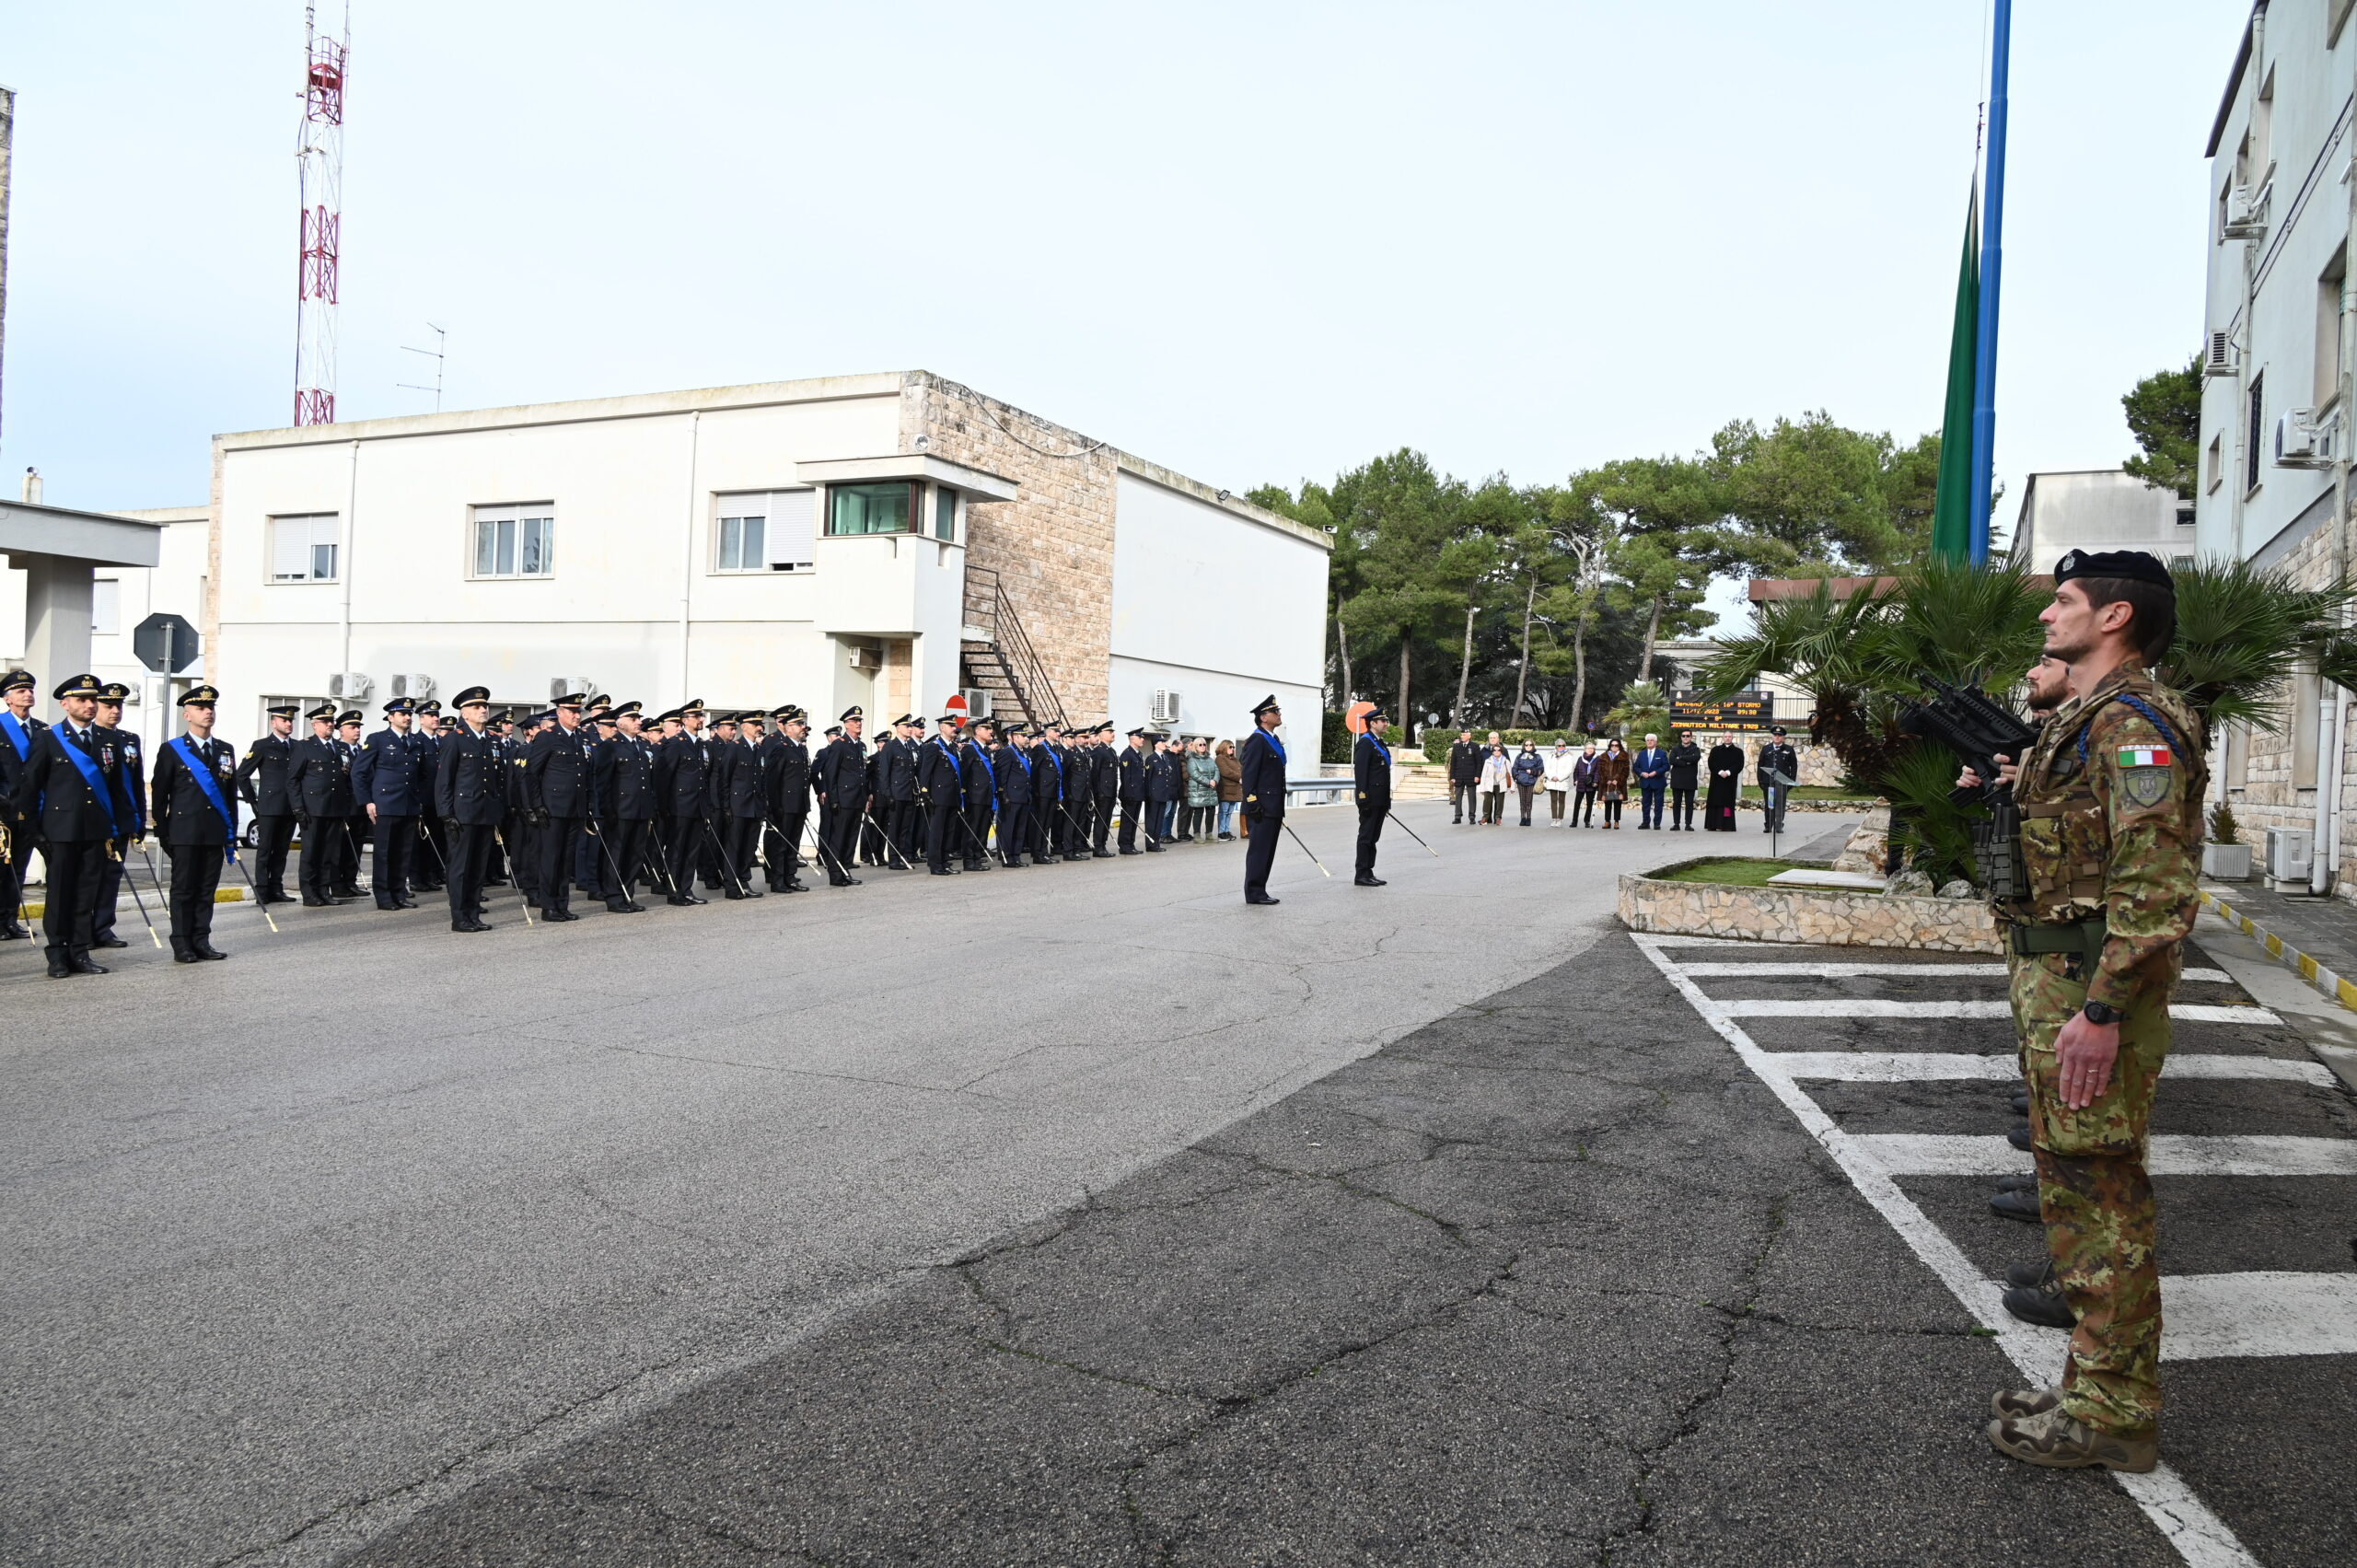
top-left (293, 3), bottom-right (348, 426)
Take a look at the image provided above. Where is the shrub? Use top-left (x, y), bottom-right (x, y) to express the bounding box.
top-left (2208, 802), bottom-right (2240, 846)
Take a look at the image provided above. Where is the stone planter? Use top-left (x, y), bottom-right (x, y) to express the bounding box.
top-left (1619, 863), bottom-right (2000, 953)
top-left (2201, 842), bottom-right (2253, 881)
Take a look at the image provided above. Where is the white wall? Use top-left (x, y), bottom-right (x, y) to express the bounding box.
top-left (1108, 470), bottom-right (1325, 739)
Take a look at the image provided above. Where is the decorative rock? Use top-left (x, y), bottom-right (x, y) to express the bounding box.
top-left (1830, 807), bottom-right (1893, 875)
top-left (1887, 868), bottom-right (1935, 897)
top-left (1936, 878), bottom-right (1976, 900)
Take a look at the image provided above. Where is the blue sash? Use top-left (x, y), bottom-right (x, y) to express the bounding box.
top-left (1259, 729), bottom-right (1286, 765)
top-left (935, 738), bottom-right (961, 779)
top-left (56, 727), bottom-right (121, 838)
top-left (0, 711), bottom-right (29, 761)
top-left (171, 736), bottom-right (238, 858)
top-left (973, 745), bottom-right (995, 790)
top-left (1364, 732), bottom-right (1390, 766)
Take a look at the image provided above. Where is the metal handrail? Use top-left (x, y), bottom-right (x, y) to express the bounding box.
top-left (960, 564), bottom-right (1065, 727)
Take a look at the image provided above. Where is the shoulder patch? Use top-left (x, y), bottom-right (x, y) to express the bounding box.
top-left (2116, 744), bottom-right (2172, 768)
top-left (2121, 766), bottom-right (2172, 807)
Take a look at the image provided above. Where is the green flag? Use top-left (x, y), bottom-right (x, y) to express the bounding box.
top-left (1930, 186), bottom-right (1980, 563)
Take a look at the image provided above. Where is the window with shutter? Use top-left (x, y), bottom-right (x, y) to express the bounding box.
top-left (270, 514), bottom-right (340, 582)
top-left (767, 489), bottom-right (816, 570)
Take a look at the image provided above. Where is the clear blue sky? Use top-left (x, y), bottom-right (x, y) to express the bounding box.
top-left (4, 0), bottom-right (2247, 623)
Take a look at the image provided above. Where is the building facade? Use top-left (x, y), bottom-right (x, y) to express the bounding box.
top-left (2198, 1), bottom-right (2357, 892)
top-left (2008, 470), bottom-right (2194, 573)
top-left (206, 370), bottom-right (1328, 749)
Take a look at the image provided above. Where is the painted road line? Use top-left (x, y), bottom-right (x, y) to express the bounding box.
top-left (1714, 998), bottom-right (2282, 1024)
top-left (1771, 1051), bottom-right (2336, 1086)
top-left (1851, 1132), bottom-right (2357, 1179)
top-left (1631, 932), bottom-right (2260, 1568)
top-left (1990, 1272), bottom-right (2357, 1362)
top-left (1675, 961), bottom-right (2234, 983)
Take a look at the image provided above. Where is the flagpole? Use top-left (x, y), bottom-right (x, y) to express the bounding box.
top-left (1968, 0), bottom-right (2012, 563)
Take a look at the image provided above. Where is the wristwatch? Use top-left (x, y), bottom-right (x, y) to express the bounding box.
top-left (2081, 1000), bottom-right (2121, 1027)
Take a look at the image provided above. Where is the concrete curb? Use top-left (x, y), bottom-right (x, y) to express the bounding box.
top-left (17, 887), bottom-right (249, 922)
top-left (2198, 887), bottom-right (2357, 1016)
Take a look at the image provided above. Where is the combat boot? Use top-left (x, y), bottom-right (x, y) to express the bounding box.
top-left (1989, 1185), bottom-right (2041, 1223)
top-left (2002, 1277), bottom-right (2074, 1330)
top-left (1988, 1385), bottom-right (2061, 1421)
top-left (1987, 1408), bottom-right (2155, 1472)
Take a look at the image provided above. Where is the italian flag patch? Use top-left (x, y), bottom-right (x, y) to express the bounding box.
top-left (2117, 745), bottom-right (2172, 767)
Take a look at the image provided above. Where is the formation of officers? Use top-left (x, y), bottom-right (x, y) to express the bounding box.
top-left (0, 676), bottom-right (1308, 973)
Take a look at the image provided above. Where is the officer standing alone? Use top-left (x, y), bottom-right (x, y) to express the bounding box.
top-left (1237, 695), bottom-right (1288, 905)
top-left (1969, 550), bottom-right (2203, 1475)
top-left (1351, 702), bottom-right (1391, 888)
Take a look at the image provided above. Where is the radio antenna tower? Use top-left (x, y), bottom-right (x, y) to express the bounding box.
top-left (293, 3), bottom-right (348, 426)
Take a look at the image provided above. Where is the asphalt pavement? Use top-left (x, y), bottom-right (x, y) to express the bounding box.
top-left (4, 804), bottom-right (1820, 1568)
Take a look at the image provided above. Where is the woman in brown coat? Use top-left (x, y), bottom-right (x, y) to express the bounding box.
top-left (1595, 739), bottom-right (1632, 829)
top-left (1214, 739), bottom-right (1243, 840)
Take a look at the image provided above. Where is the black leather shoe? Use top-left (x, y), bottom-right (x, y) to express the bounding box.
top-left (174, 949), bottom-right (203, 964)
top-left (2006, 1259), bottom-right (2058, 1291)
top-left (0, 923), bottom-right (29, 940)
top-left (452, 920), bottom-right (487, 933)
top-left (724, 889), bottom-right (748, 900)
top-left (2011, 1088), bottom-right (2031, 1115)
top-left (830, 876), bottom-right (862, 887)
top-left (1354, 875), bottom-right (1386, 887)
top-left (93, 935), bottom-right (130, 949)
top-left (46, 957), bottom-right (73, 979)
top-left (1038, 855), bottom-right (1059, 865)
top-left (1144, 844), bottom-right (1164, 854)
top-left (397, 899), bottom-right (420, 910)
top-left (1995, 1171), bottom-right (2037, 1192)
top-left (1990, 1187), bottom-right (2042, 1224)
top-left (302, 896), bottom-right (330, 907)
top-left (682, 891), bottom-right (707, 905)
top-left (2002, 1283), bottom-right (2075, 1330)
top-left (2007, 1122), bottom-right (2034, 1152)
top-left (606, 900), bottom-right (637, 913)
top-left (1246, 893), bottom-right (1281, 905)
top-left (1119, 847), bottom-right (1142, 855)
top-left (541, 909), bottom-right (580, 922)
top-left (70, 956), bottom-right (110, 975)
top-left (930, 868), bottom-right (956, 876)
top-left (194, 942), bottom-right (227, 960)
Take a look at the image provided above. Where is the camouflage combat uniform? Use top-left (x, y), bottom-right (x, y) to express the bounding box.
top-left (2004, 665), bottom-right (2205, 1439)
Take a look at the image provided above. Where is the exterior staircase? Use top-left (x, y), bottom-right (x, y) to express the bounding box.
top-left (960, 565), bottom-right (1067, 730)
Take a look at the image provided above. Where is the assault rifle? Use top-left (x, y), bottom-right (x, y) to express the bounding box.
top-left (1898, 678), bottom-right (2040, 902)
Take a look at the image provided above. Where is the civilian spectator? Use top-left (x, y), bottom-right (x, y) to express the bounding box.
top-left (1509, 740), bottom-right (1545, 826)
top-left (1214, 738), bottom-right (1241, 840)
top-left (1478, 740), bottom-right (1512, 825)
top-left (1571, 740), bottom-right (1600, 827)
top-left (1183, 737), bottom-right (1219, 841)
top-left (1632, 732), bottom-right (1669, 830)
top-left (1541, 736), bottom-right (1578, 825)
top-left (1596, 738), bottom-right (1631, 829)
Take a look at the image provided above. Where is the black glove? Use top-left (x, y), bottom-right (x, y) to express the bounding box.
top-left (445, 816), bottom-right (462, 833)
top-left (528, 807), bottom-right (550, 828)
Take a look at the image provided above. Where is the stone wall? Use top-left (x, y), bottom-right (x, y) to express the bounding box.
top-left (1680, 731), bottom-right (1845, 787)
top-left (903, 373), bottom-right (1119, 724)
top-left (1618, 868), bottom-right (2000, 952)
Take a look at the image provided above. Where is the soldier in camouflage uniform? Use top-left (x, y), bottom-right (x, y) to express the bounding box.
top-left (1968, 550), bottom-right (2202, 1474)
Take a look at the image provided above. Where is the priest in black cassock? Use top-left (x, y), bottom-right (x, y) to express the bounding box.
top-left (1702, 737), bottom-right (1746, 831)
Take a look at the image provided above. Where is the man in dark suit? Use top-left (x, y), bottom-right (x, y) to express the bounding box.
top-left (1238, 695), bottom-right (1290, 905)
top-left (9, 673), bottom-right (133, 976)
top-left (150, 684), bottom-right (238, 961)
top-left (0, 668), bottom-right (47, 940)
top-left (235, 703), bottom-right (300, 901)
top-left (434, 686), bottom-right (505, 932)
top-left (1632, 733), bottom-right (1670, 830)
top-left (1353, 703), bottom-right (1394, 887)
top-left (287, 703), bottom-right (354, 905)
top-left (1667, 732), bottom-right (1703, 830)
top-left (353, 698), bottom-right (427, 909)
top-left (1446, 729), bottom-right (1481, 824)
top-left (524, 693), bottom-right (593, 919)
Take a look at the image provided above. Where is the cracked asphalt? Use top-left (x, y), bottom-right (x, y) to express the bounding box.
top-left (6, 805), bottom-right (1853, 1568)
top-left (338, 931), bottom-right (2212, 1568)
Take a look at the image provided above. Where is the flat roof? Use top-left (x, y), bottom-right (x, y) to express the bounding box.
top-left (0, 498), bottom-right (168, 568)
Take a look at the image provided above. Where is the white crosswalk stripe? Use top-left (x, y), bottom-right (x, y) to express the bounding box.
top-left (1770, 1051), bottom-right (2336, 1086)
top-left (1678, 960), bottom-right (2234, 983)
top-left (1715, 998), bottom-right (2281, 1024)
top-left (1628, 929), bottom-right (2357, 1568)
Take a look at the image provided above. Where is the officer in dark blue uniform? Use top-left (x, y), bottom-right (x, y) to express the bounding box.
top-left (433, 686), bottom-right (505, 932)
top-left (1116, 726), bottom-right (1151, 854)
top-left (1086, 723), bottom-right (1119, 855)
top-left (705, 710), bottom-right (764, 897)
top-left (1030, 722), bottom-right (1066, 864)
top-left (87, 681), bottom-right (143, 948)
top-left (958, 717), bottom-right (998, 872)
top-left (573, 697), bottom-right (613, 898)
top-left (594, 701), bottom-right (655, 910)
top-left (9, 673), bottom-right (133, 976)
top-left (812, 706), bottom-right (869, 887)
top-left (150, 684), bottom-right (238, 960)
top-left (1238, 694), bottom-right (1289, 905)
top-left (287, 703), bottom-right (354, 905)
top-left (524, 692), bottom-right (592, 920)
top-left (234, 703), bottom-right (299, 903)
top-left (993, 723), bottom-right (1034, 868)
top-left (410, 701), bottom-right (447, 890)
top-left (653, 699), bottom-right (714, 904)
top-left (918, 710), bottom-right (965, 875)
top-left (0, 668), bottom-right (46, 940)
top-left (1353, 703), bottom-right (1393, 888)
top-left (761, 705), bottom-right (811, 892)
top-left (1145, 735), bottom-right (1182, 850)
top-left (354, 697), bottom-right (428, 910)
top-left (332, 711), bottom-right (370, 898)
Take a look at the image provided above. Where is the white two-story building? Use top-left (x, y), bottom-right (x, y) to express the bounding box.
top-left (2198, 0), bottom-right (2357, 892)
top-left (204, 370), bottom-right (1329, 750)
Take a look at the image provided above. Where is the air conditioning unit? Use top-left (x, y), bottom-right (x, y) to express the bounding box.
top-left (548, 676), bottom-right (595, 700)
top-left (2223, 181), bottom-right (2270, 239)
top-left (958, 687), bottom-right (994, 718)
top-left (2265, 825), bottom-right (2314, 885)
top-left (2202, 330), bottom-right (2241, 378)
top-left (846, 646), bottom-right (884, 672)
top-left (1150, 689), bottom-right (1182, 724)
top-left (389, 673), bottom-right (435, 700)
top-left (328, 671), bottom-right (372, 700)
top-left (2275, 410), bottom-right (2340, 468)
